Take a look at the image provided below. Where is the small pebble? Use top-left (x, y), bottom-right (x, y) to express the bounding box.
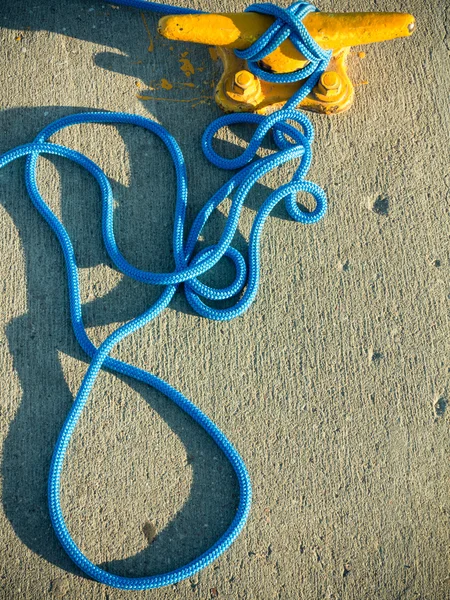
top-left (143, 521), bottom-right (157, 544)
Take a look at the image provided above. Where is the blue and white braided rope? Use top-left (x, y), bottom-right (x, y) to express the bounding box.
top-left (0, 1), bottom-right (330, 590)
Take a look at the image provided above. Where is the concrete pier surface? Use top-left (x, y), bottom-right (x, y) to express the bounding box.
top-left (0, 1), bottom-right (448, 598)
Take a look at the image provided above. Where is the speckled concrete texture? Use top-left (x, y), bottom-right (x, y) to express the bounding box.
top-left (0, 1), bottom-right (449, 598)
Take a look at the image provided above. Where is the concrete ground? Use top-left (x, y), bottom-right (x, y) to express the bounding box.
top-left (0, 0), bottom-right (449, 598)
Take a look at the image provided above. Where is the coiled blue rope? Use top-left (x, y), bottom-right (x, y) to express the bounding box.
top-left (0, 1), bottom-right (330, 590)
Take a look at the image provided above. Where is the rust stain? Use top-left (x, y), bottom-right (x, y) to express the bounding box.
top-left (140, 12), bottom-right (154, 52)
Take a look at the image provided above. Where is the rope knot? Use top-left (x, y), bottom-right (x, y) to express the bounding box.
top-left (235, 2), bottom-right (332, 106)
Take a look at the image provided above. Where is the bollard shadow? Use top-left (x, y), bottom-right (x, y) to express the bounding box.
top-left (0, 0), bottom-right (300, 223)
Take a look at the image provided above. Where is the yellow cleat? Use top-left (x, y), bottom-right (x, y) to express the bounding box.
top-left (158, 11), bottom-right (415, 114)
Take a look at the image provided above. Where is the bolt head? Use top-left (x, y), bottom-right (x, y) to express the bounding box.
top-left (321, 71), bottom-right (340, 90)
top-left (234, 70), bottom-right (255, 92)
top-left (317, 71), bottom-right (342, 98)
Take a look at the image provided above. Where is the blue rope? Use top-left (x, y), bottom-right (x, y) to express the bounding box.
top-left (0, 1), bottom-right (330, 591)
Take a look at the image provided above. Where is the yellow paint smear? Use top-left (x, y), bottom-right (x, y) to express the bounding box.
top-left (179, 58), bottom-right (195, 77)
top-left (140, 12), bottom-right (154, 52)
top-left (146, 80), bottom-right (196, 90)
top-left (208, 47), bottom-right (219, 61)
top-left (137, 94), bottom-right (212, 104)
top-left (161, 78), bottom-right (173, 90)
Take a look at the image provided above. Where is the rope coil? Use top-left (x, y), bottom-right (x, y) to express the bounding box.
top-left (0, 1), bottom-right (330, 590)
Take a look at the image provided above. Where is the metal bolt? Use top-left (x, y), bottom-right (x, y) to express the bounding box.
top-left (317, 71), bottom-right (342, 98)
top-left (233, 70), bottom-right (256, 95)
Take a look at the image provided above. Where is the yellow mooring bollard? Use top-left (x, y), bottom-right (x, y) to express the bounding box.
top-left (158, 11), bottom-right (415, 114)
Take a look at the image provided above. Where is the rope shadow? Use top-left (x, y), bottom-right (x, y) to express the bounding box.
top-left (1, 0), bottom-right (307, 581)
top-left (0, 105), bottom-right (248, 579)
